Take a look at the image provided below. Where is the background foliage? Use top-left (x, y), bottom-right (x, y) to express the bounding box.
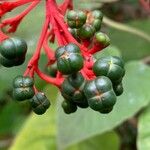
top-left (0, 0), bottom-right (150, 150)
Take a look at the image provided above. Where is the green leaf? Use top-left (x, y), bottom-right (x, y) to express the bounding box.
top-left (109, 19), bottom-right (150, 61)
top-left (9, 86), bottom-right (58, 150)
top-left (67, 131), bottom-right (120, 150)
top-left (137, 106), bottom-right (150, 150)
top-left (94, 45), bottom-right (121, 59)
top-left (57, 61), bottom-right (150, 149)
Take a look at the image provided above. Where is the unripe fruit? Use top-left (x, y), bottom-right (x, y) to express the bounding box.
top-left (0, 55), bottom-right (14, 67)
top-left (113, 82), bottom-right (123, 96)
top-left (55, 43), bottom-right (84, 75)
top-left (87, 10), bottom-right (103, 31)
top-left (0, 37), bottom-right (27, 59)
top-left (30, 92), bottom-right (50, 115)
top-left (84, 76), bottom-right (116, 113)
top-left (94, 32), bottom-right (110, 47)
top-left (67, 10), bottom-right (87, 28)
top-left (13, 76), bottom-right (34, 101)
top-left (77, 24), bottom-right (95, 40)
top-left (93, 56), bottom-right (125, 82)
top-left (61, 100), bottom-right (77, 114)
top-left (46, 63), bottom-right (57, 77)
top-left (61, 73), bottom-right (88, 106)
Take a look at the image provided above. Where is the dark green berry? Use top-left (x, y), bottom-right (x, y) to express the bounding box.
top-left (94, 32), bottom-right (110, 47)
top-left (92, 10), bottom-right (103, 21)
top-left (0, 55), bottom-right (14, 67)
top-left (30, 92), bottom-right (50, 115)
top-left (0, 37), bottom-right (27, 59)
top-left (61, 100), bottom-right (77, 114)
top-left (99, 106), bottom-right (113, 114)
top-left (67, 10), bottom-right (87, 28)
top-left (46, 63), bottom-right (57, 77)
top-left (61, 73), bottom-right (88, 105)
top-left (13, 76), bottom-right (34, 101)
top-left (84, 76), bottom-right (116, 113)
top-left (68, 28), bottom-right (79, 41)
top-left (93, 56), bottom-right (125, 82)
top-left (55, 43), bottom-right (84, 75)
top-left (87, 10), bottom-right (103, 31)
top-left (77, 24), bottom-right (95, 40)
top-left (113, 82), bottom-right (123, 96)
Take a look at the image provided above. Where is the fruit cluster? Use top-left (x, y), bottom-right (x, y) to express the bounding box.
top-left (0, 0), bottom-right (125, 115)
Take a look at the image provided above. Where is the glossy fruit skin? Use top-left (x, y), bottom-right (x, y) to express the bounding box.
top-left (0, 55), bottom-right (14, 67)
top-left (93, 56), bottom-right (125, 82)
top-left (13, 76), bottom-right (34, 101)
top-left (61, 100), bottom-right (77, 114)
top-left (68, 28), bottom-right (80, 41)
top-left (0, 38), bottom-right (27, 67)
top-left (46, 63), bottom-right (57, 77)
top-left (0, 37), bottom-right (27, 59)
top-left (77, 24), bottom-right (95, 40)
top-left (94, 32), bottom-right (110, 46)
top-left (61, 73), bottom-right (88, 106)
top-left (91, 10), bottom-right (103, 31)
top-left (67, 10), bottom-right (87, 28)
top-left (55, 43), bottom-right (84, 75)
top-left (30, 92), bottom-right (50, 115)
top-left (113, 82), bottom-right (123, 96)
top-left (84, 76), bottom-right (116, 113)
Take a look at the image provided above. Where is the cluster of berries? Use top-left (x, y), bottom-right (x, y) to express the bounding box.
top-left (54, 43), bottom-right (125, 114)
top-left (0, 0), bottom-right (125, 115)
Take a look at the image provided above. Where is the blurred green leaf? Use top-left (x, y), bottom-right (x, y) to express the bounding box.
top-left (67, 131), bottom-right (120, 150)
top-left (94, 45), bottom-right (121, 59)
top-left (108, 19), bottom-right (150, 61)
top-left (57, 61), bottom-right (150, 149)
top-left (137, 106), bottom-right (150, 150)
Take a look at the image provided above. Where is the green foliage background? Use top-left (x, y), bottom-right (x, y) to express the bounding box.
top-left (0, 0), bottom-right (150, 150)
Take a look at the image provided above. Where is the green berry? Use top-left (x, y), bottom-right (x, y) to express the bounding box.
top-left (113, 82), bottom-right (123, 96)
top-left (88, 10), bottom-right (103, 31)
top-left (30, 92), bottom-right (50, 115)
top-left (84, 76), bottom-right (116, 113)
top-left (0, 37), bottom-right (27, 59)
top-left (46, 63), bottom-right (57, 77)
top-left (94, 32), bottom-right (110, 47)
top-left (13, 76), bottom-right (34, 101)
top-left (61, 100), bottom-right (77, 114)
top-left (77, 24), bottom-right (95, 40)
top-left (0, 55), bottom-right (14, 67)
top-left (93, 56), bottom-right (125, 81)
top-left (61, 73), bottom-right (88, 105)
top-left (68, 28), bottom-right (79, 41)
top-left (67, 10), bottom-right (87, 28)
top-left (55, 43), bottom-right (84, 75)
top-left (99, 106), bottom-right (113, 114)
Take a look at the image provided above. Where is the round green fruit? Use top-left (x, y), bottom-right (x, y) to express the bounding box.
top-left (61, 100), bottom-right (77, 114)
top-left (0, 37), bottom-right (27, 59)
top-left (94, 32), bottom-right (110, 47)
top-left (84, 76), bottom-right (116, 112)
top-left (77, 24), bottom-right (95, 40)
top-left (30, 92), bottom-right (50, 115)
top-left (61, 73), bottom-right (88, 105)
top-left (67, 10), bottom-right (87, 28)
top-left (0, 55), bottom-right (14, 67)
top-left (46, 63), bottom-right (57, 77)
top-left (89, 10), bottom-right (103, 31)
top-left (113, 82), bottom-right (123, 96)
top-left (13, 75), bottom-right (34, 101)
top-left (93, 56), bottom-right (125, 81)
top-left (55, 43), bottom-right (83, 75)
